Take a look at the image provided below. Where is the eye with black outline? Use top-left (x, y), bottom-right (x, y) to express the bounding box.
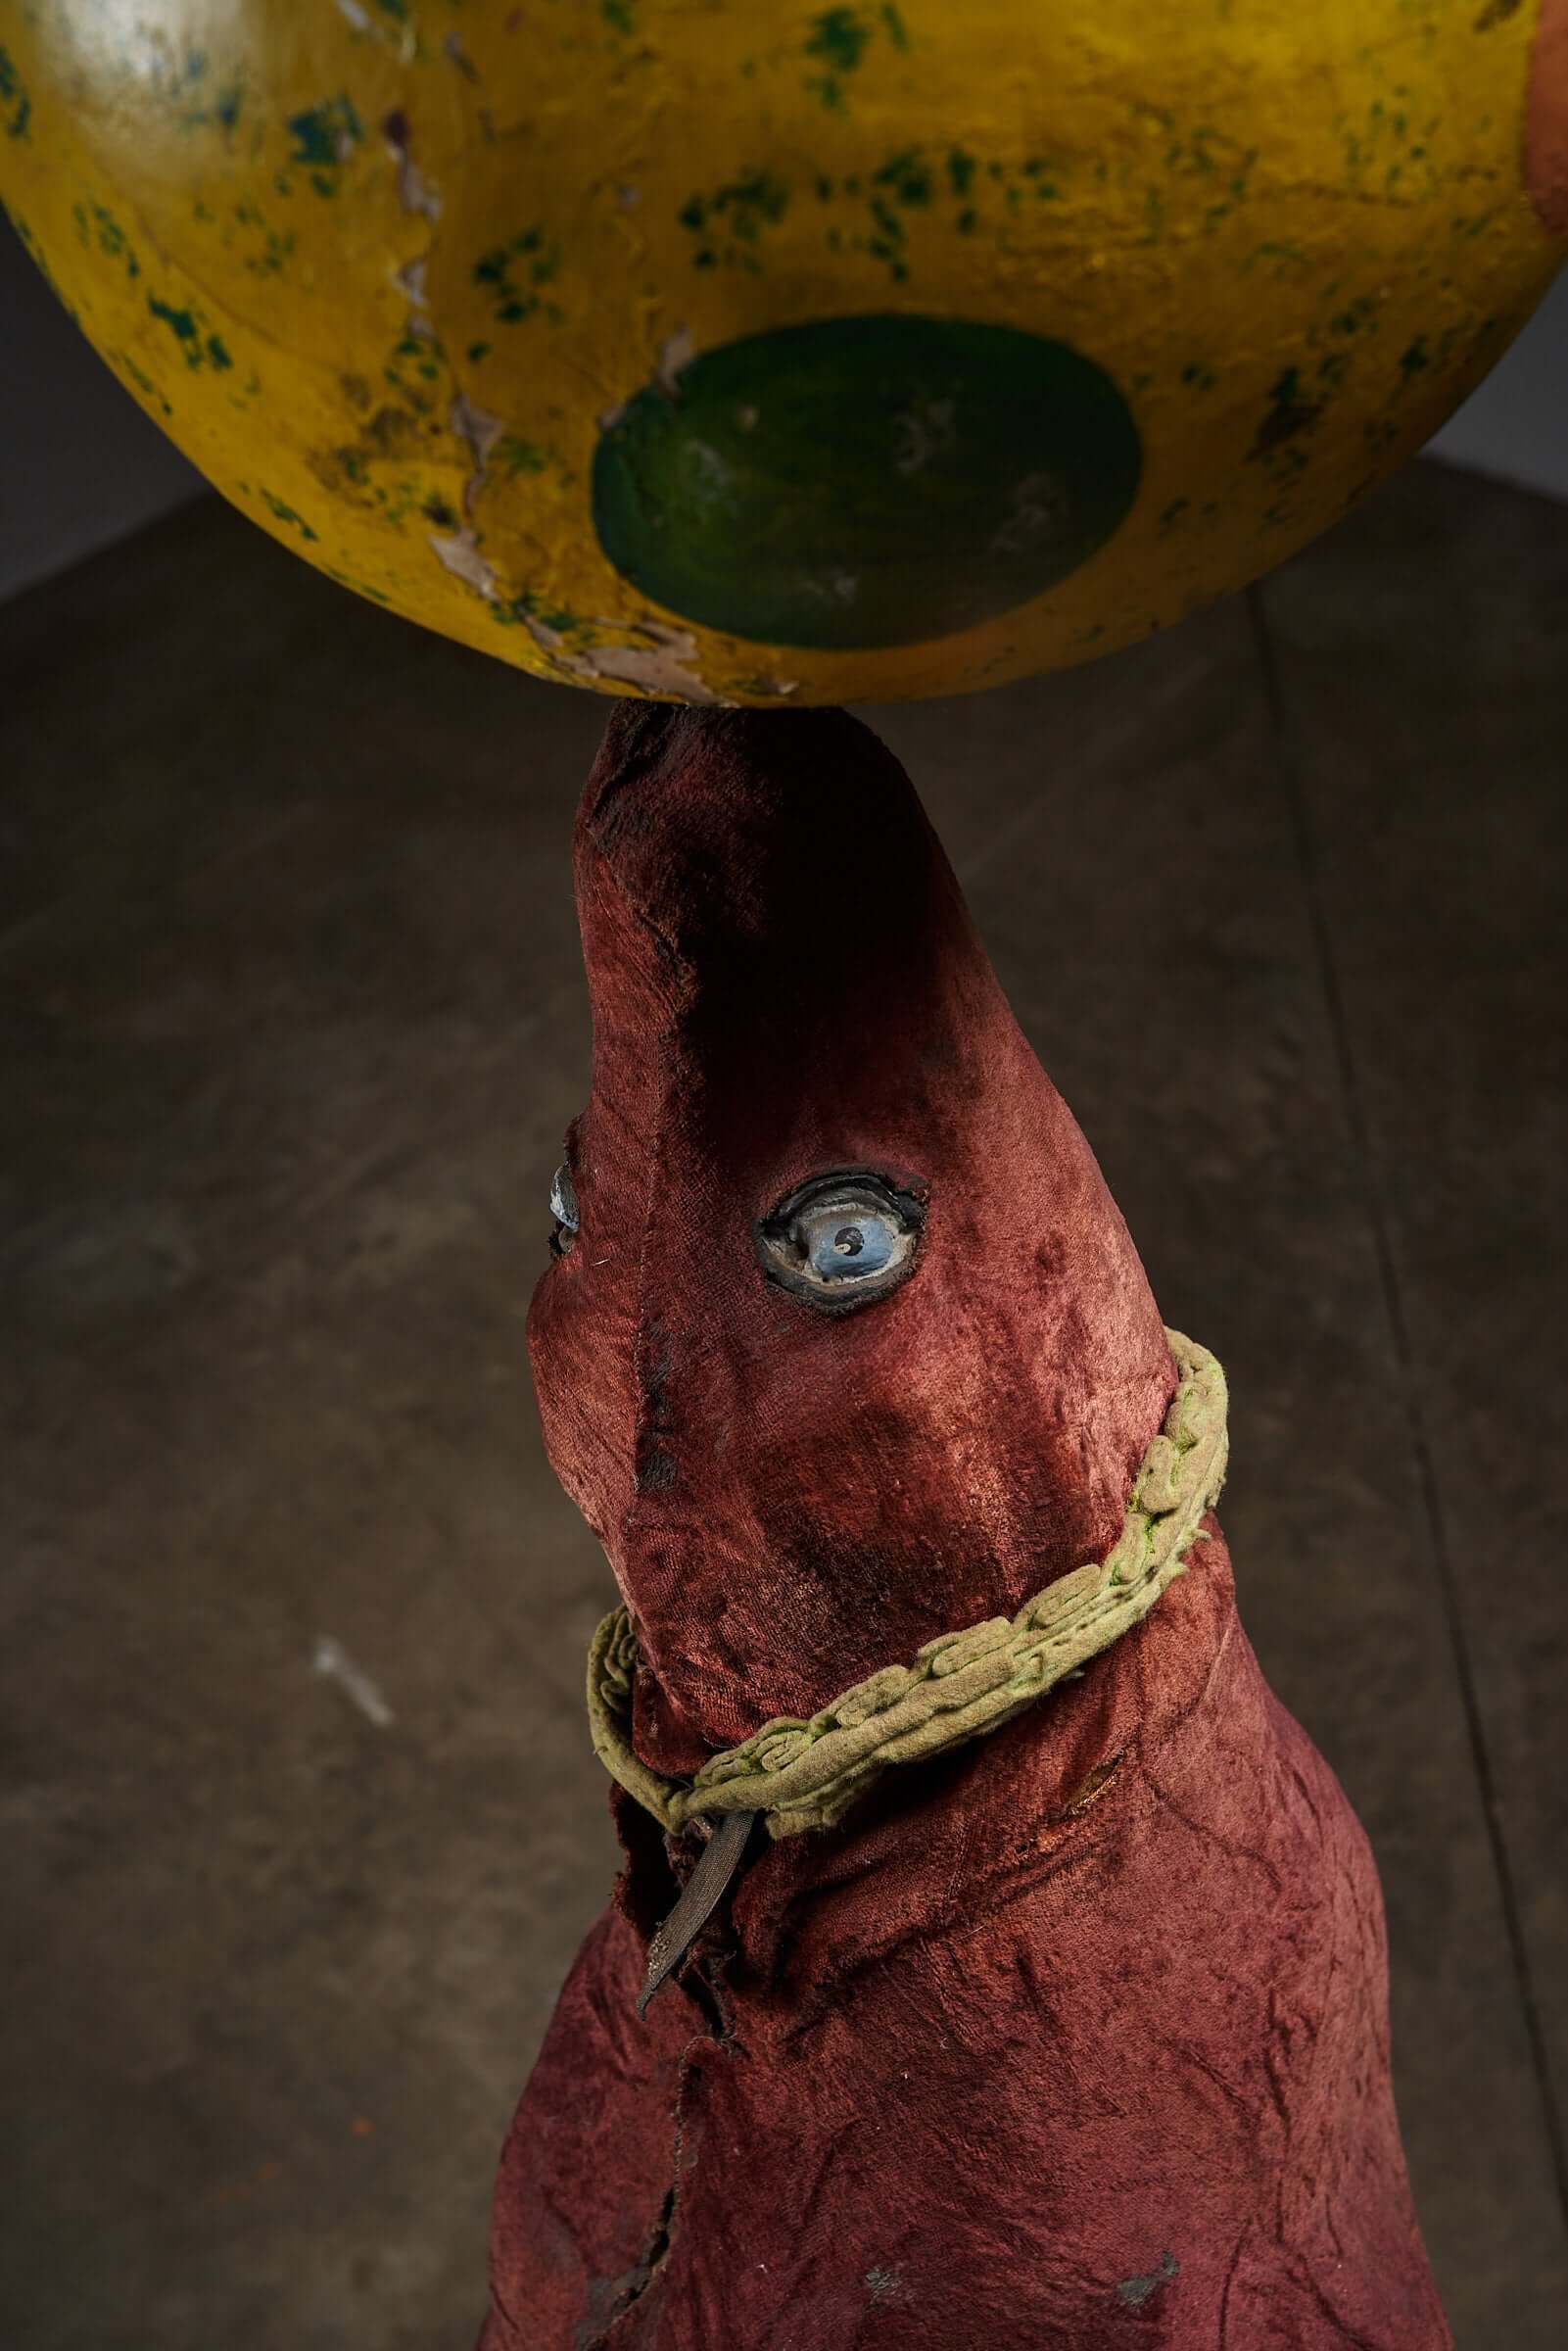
top-left (548, 1161), bottom-right (579, 1259)
top-left (755, 1169), bottom-right (927, 1315)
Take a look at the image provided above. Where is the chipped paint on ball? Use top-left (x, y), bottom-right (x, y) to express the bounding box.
top-left (0, 1), bottom-right (1561, 706)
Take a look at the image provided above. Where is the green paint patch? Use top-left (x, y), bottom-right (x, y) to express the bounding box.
top-left (804, 141), bottom-right (949, 281)
top-left (837, 144), bottom-right (1067, 260)
top-left (74, 202), bottom-right (143, 281)
top-left (679, 172), bottom-right (789, 271)
top-left (0, 44), bottom-right (29, 138)
top-left (228, 200), bottom-right (295, 277)
top-left (286, 94), bottom-right (362, 196)
top-left (117, 352), bottom-right (173, 417)
top-left (804, 5), bottom-right (907, 110)
top-left (474, 227), bottom-right (564, 324)
top-left (600, 0), bottom-right (637, 29)
top-left (876, 149), bottom-right (931, 207)
top-left (1249, 367), bottom-right (1323, 479)
top-left (148, 296), bottom-right (198, 345)
top-left (324, 565), bottom-right (391, 603)
top-left (805, 7), bottom-right (871, 109)
top-left (146, 292), bottom-right (234, 373)
top-left (593, 312), bottom-right (1141, 650)
top-left (490, 589), bottom-right (582, 634)
top-left (260, 490), bottom-right (319, 542)
top-left (495, 435), bottom-right (550, 476)
top-left (176, 71), bottom-right (244, 135)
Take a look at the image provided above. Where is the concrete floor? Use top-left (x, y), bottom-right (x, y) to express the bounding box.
top-left (2, 460), bottom-right (1565, 2348)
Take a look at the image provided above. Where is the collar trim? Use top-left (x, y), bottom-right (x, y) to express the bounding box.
top-left (586, 1328), bottom-right (1227, 1841)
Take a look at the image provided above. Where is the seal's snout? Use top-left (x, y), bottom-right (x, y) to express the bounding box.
top-left (576, 702), bottom-right (946, 984)
top-left (531, 706), bottom-right (1177, 1765)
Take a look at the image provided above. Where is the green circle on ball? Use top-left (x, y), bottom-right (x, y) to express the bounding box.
top-left (591, 312), bottom-right (1142, 651)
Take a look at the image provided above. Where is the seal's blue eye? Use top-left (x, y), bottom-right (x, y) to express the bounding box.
top-left (756, 1170), bottom-right (927, 1315)
top-left (801, 1208), bottom-right (898, 1281)
top-left (548, 1161), bottom-right (579, 1257)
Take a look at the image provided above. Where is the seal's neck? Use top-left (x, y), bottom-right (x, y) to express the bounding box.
top-left (614, 1512), bottom-right (1241, 2027)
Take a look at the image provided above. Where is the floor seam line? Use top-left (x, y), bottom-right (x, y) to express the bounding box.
top-left (1245, 579), bottom-right (1568, 2237)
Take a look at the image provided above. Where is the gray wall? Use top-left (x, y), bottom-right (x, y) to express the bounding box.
top-left (1, 210), bottom-right (1562, 606)
top-left (1, 213), bottom-right (203, 604)
top-left (1427, 263), bottom-right (1568, 497)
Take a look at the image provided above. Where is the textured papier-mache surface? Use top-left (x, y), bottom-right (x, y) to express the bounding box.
top-left (588, 1329), bottom-right (1228, 1838)
top-left (481, 705), bottom-right (1449, 2350)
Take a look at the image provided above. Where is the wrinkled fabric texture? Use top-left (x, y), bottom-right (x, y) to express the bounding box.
top-left (484, 707), bottom-right (1448, 2350)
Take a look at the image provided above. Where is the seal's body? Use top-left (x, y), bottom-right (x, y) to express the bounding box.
top-left (482, 709), bottom-right (1447, 2349)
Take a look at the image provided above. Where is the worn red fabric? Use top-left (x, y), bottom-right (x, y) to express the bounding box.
top-left (482, 707), bottom-right (1448, 2349)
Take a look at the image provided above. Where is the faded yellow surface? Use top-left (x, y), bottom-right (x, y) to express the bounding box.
top-left (0, 0), bottom-right (1560, 703)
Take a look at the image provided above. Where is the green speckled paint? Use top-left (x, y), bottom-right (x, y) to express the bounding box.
top-left (804, 8), bottom-right (909, 110)
top-left (0, 47), bottom-right (30, 140)
top-left (495, 435), bottom-right (550, 476)
top-left (75, 201), bottom-right (142, 277)
top-left (286, 95), bottom-right (360, 196)
top-left (260, 488), bottom-right (319, 540)
top-left (474, 228), bottom-right (563, 325)
top-left (146, 291), bottom-right (232, 371)
top-left (679, 172), bottom-right (790, 270)
top-left (148, 294), bottom-right (197, 342)
top-left (592, 312), bottom-right (1142, 649)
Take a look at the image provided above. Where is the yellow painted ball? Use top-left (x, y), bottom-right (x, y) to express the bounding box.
top-left (1, 2), bottom-right (1563, 703)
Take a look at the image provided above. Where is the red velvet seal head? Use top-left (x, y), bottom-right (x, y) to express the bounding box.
top-left (529, 707), bottom-right (1175, 1770)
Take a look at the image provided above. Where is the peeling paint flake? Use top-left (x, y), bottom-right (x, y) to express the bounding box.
top-left (445, 31), bottom-right (480, 81)
top-left (450, 389), bottom-right (506, 515)
top-left (654, 323), bottom-right (694, 398)
top-left (583, 619), bottom-right (718, 700)
top-left (429, 526), bottom-right (497, 596)
top-left (382, 109), bottom-right (441, 221)
top-left (451, 390), bottom-right (504, 474)
top-left (516, 607), bottom-right (717, 701)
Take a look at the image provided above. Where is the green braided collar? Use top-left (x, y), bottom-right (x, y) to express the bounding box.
top-left (586, 1329), bottom-right (1228, 1842)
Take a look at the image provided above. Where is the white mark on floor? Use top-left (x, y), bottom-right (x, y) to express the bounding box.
top-left (312, 1637), bottom-right (395, 1728)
